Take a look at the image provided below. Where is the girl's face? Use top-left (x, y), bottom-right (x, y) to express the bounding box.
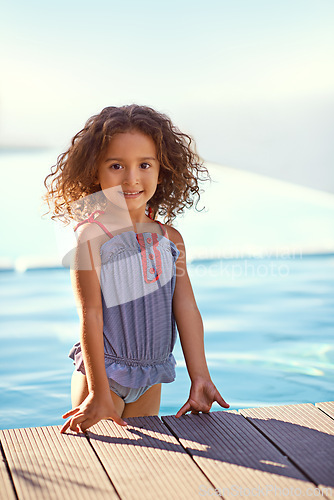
top-left (97, 130), bottom-right (161, 218)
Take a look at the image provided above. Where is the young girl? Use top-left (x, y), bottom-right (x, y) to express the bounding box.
top-left (43, 104), bottom-right (229, 433)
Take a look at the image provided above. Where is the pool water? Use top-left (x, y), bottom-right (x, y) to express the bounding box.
top-left (0, 255), bottom-right (333, 430)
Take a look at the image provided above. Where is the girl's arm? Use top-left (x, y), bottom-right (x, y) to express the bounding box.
top-left (169, 227), bottom-right (230, 416)
top-left (60, 225), bottom-right (127, 433)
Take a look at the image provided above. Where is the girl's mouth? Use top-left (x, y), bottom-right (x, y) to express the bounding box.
top-left (121, 190), bottom-right (143, 199)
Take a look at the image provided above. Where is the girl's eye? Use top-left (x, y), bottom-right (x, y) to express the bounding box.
top-left (140, 163), bottom-right (151, 169)
top-left (110, 163), bottom-right (122, 170)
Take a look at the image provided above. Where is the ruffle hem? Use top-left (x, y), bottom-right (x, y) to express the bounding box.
top-left (68, 341), bottom-right (176, 388)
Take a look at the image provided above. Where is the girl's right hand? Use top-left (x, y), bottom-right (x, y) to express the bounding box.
top-left (60, 391), bottom-right (128, 434)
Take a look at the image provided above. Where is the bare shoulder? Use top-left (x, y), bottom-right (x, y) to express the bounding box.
top-left (75, 221), bottom-right (110, 248)
top-left (164, 225), bottom-right (185, 247)
top-left (72, 222), bottom-right (109, 270)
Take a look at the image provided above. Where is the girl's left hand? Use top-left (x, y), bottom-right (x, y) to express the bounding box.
top-left (175, 377), bottom-right (229, 418)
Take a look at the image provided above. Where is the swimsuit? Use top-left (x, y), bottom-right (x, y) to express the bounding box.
top-left (68, 210), bottom-right (180, 404)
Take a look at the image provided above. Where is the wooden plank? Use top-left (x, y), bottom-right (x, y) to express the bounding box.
top-left (0, 426), bottom-right (118, 500)
top-left (0, 440), bottom-right (17, 500)
top-left (240, 403), bottom-right (334, 497)
top-left (1, 403), bottom-right (332, 499)
top-left (163, 410), bottom-right (320, 498)
top-left (86, 416), bottom-right (214, 500)
top-left (316, 401), bottom-right (334, 419)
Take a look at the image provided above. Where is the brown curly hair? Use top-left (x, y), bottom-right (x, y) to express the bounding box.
top-left (43, 104), bottom-right (211, 225)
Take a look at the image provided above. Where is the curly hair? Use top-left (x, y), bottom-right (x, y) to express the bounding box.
top-left (43, 104), bottom-right (211, 225)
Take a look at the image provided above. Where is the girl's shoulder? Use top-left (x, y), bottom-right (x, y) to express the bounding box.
top-left (163, 225), bottom-right (185, 247)
top-left (73, 218), bottom-right (111, 251)
top-left (74, 218), bottom-right (104, 238)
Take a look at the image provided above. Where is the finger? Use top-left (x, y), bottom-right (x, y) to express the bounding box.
top-left (63, 413), bottom-right (85, 434)
top-left (62, 407), bottom-right (80, 418)
top-left (110, 412), bottom-right (128, 427)
top-left (67, 414), bottom-right (92, 434)
top-left (60, 419), bottom-right (71, 434)
top-left (175, 402), bottom-right (191, 418)
top-left (72, 417), bottom-right (90, 434)
top-left (60, 419), bottom-right (80, 434)
top-left (114, 418), bottom-right (128, 427)
top-left (215, 391), bottom-right (230, 408)
top-left (75, 421), bottom-right (89, 433)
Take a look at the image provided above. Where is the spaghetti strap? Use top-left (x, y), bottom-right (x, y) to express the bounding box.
top-left (148, 206), bottom-right (166, 237)
top-left (74, 210), bottom-right (114, 239)
top-left (156, 220), bottom-right (167, 238)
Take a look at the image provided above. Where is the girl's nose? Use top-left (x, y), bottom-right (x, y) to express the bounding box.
top-left (124, 167), bottom-right (139, 185)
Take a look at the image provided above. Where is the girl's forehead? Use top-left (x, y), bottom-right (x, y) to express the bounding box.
top-left (104, 130), bottom-right (158, 156)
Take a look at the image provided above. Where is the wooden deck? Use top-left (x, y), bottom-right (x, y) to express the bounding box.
top-left (1, 402), bottom-right (333, 499)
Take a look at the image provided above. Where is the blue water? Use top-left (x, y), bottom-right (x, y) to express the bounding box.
top-left (0, 255), bottom-right (333, 430)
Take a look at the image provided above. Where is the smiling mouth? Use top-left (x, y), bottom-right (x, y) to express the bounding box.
top-left (120, 190), bottom-right (144, 198)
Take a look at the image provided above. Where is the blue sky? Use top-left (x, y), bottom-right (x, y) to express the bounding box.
top-left (1, 0), bottom-right (333, 191)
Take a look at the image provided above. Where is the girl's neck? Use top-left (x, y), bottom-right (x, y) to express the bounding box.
top-left (102, 202), bottom-right (152, 229)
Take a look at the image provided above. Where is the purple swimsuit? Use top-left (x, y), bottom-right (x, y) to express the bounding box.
top-left (68, 211), bottom-right (180, 402)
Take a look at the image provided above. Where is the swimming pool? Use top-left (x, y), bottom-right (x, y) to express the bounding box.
top-left (0, 254), bottom-right (333, 430)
